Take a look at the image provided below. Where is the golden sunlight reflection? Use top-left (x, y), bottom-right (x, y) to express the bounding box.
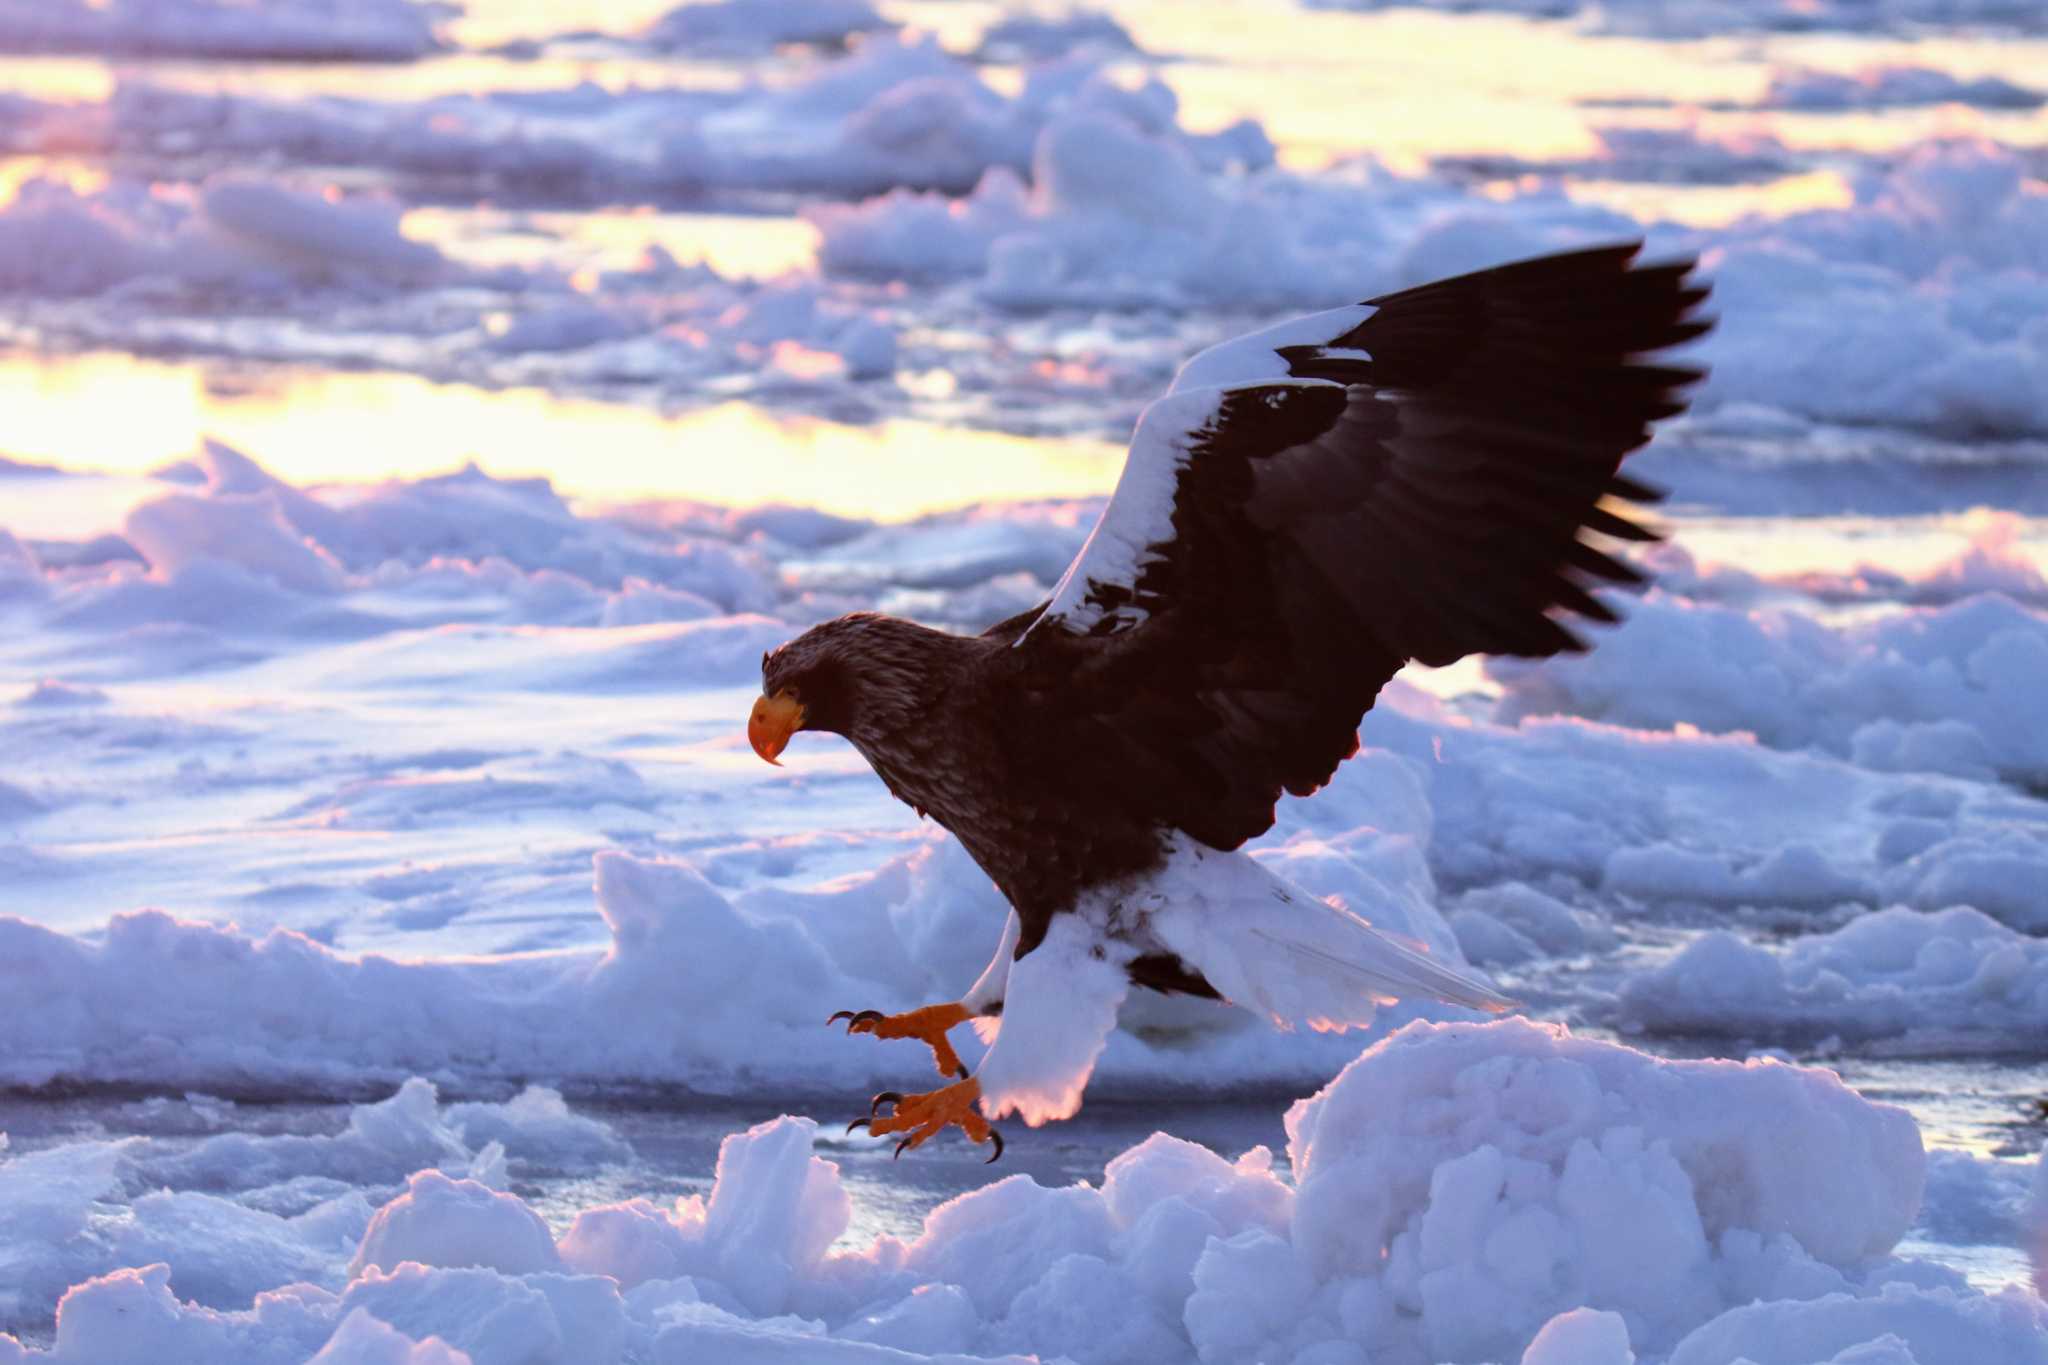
top-left (403, 206), bottom-right (821, 279)
top-left (0, 56), bottom-right (113, 102)
top-left (1570, 169), bottom-right (1855, 229)
top-left (0, 157), bottom-right (111, 207)
top-left (0, 351), bottom-right (1124, 522)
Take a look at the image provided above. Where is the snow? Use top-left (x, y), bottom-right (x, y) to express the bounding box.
top-left (1758, 65), bottom-right (2044, 110)
top-left (1616, 906), bottom-right (2048, 1047)
top-left (1522, 1307), bottom-right (1635, 1365)
top-left (975, 10), bottom-right (1139, 62)
top-left (3, 1020), bottom-right (1997, 1364)
top-left (1492, 590), bottom-right (2048, 790)
top-left (1302, 0), bottom-right (2048, 38)
top-left (0, 0), bottom-right (446, 61)
top-left (642, 0), bottom-right (893, 54)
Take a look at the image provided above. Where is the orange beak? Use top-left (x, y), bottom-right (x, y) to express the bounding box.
top-left (748, 690), bottom-right (805, 765)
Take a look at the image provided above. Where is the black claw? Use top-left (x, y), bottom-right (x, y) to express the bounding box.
top-left (894, 1137), bottom-right (914, 1160)
top-left (954, 1066), bottom-right (971, 1081)
top-left (985, 1127), bottom-right (1005, 1163)
top-left (829, 1008), bottom-right (885, 1032)
top-left (845, 1117), bottom-right (869, 1135)
top-left (827, 1010), bottom-right (856, 1026)
top-left (870, 1090), bottom-right (903, 1117)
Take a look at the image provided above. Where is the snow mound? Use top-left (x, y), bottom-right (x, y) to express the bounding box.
top-left (812, 110), bottom-right (1607, 311)
top-left (0, 178), bottom-right (451, 298)
top-left (1665, 1282), bottom-right (2048, 1364)
top-left (94, 34), bottom-right (1262, 204)
top-left (1276, 1019), bottom-right (1926, 1362)
top-left (975, 10), bottom-right (1139, 62)
top-left (350, 1172), bottom-right (560, 1278)
top-left (3, 1020), bottom-right (1993, 1365)
top-left (0, 1079), bottom-right (625, 1330)
top-left (1693, 140), bottom-right (2048, 440)
top-left (0, 820), bottom-right (1488, 1096)
top-left (1615, 906), bottom-right (2048, 1046)
top-left (1492, 590), bottom-right (2048, 788)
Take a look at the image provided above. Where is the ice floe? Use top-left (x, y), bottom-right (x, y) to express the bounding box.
top-left (0, 0), bottom-right (446, 61)
top-left (1491, 589), bottom-right (2048, 789)
top-left (1756, 64), bottom-right (2044, 111)
top-left (1302, 0), bottom-right (2048, 38)
top-left (5, 1020), bottom-right (2032, 1364)
top-left (1616, 906), bottom-right (2048, 1047)
top-left (640, 0), bottom-right (893, 54)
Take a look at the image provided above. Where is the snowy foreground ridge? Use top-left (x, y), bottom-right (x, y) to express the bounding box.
top-left (6, 1020), bottom-right (2042, 1365)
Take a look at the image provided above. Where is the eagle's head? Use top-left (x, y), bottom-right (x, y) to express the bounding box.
top-left (748, 613), bottom-right (952, 764)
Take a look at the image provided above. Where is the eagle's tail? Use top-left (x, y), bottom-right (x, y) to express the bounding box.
top-left (1247, 922), bottom-right (1517, 1020)
top-left (1145, 841), bottom-right (1516, 1031)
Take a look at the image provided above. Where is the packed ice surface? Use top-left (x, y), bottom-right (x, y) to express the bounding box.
top-left (639, 0), bottom-right (894, 54)
top-left (3, 35), bottom-right (2045, 444)
top-left (10, 1021), bottom-right (2040, 1364)
top-left (1300, 0), bottom-right (2048, 38)
top-left (0, 0), bottom-right (447, 61)
top-left (44, 35), bottom-right (1271, 203)
top-left (1490, 587), bottom-right (2048, 791)
top-left (1755, 65), bottom-right (2044, 110)
top-left (1616, 906), bottom-right (2048, 1046)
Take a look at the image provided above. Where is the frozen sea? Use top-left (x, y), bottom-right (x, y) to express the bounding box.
top-left (1, 1), bottom-right (2045, 1362)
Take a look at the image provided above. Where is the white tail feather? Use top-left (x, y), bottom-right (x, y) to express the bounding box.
top-left (1249, 925), bottom-right (1516, 1017)
top-left (1145, 841), bottom-right (1515, 1031)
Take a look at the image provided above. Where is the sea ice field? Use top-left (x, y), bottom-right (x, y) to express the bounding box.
top-left (0, 0), bottom-right (2045, 1361)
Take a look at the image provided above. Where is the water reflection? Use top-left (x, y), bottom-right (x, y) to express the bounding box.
top-left (403, 205), bottom-right (820, 279)
top-left (0, 350), bottom-right (1123, 520)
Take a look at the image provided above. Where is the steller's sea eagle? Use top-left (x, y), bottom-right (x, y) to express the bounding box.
top-left (748, 243), bottom-right (1710, 1159)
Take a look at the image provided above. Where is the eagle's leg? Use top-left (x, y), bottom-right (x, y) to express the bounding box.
top-left (826, 911), bottom-right (1019, 1081)
top-left (850, 1077), bottom-right (1002, 1162)
top-left (828, 1003), bottom-right (971, 1080)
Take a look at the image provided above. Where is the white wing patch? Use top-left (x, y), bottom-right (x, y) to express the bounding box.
top-left (1020, 298), bottom-right (1383, 646)
top-left (1021, 384), bottom-right (1222, 640)
top-left (1168, 302), bottom-right (1377, 393)
top-left (1022, 377), bottom-right (1343, 643)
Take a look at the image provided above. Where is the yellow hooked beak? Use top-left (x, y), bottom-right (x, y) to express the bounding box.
top-left (748, 690), bottom-right (805, 765)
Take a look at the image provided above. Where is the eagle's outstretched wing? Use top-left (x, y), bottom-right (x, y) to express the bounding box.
top-left (994, 242), bottom-right (1710, 851)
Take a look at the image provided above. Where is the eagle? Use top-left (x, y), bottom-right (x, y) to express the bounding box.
top-left (747, 243), bottom-right (1709, 1159)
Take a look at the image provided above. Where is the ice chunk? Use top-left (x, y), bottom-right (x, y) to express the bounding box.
top-left (1617, 906), bottom-right (2048, 1047)
top-left (1666, 1282), bottom-right (2048, 1365)
top-left (1522, 1307), bottom-right (1635, 1365)
top-left (643, 0), bottom-right (892, 52)
top-left (0, 0), bottom-right (445, 61)
top-left (1285, 1019), bottom-right (1924, 1359)
top-left (308, 1308), bottom-right (473, 1365)
top-left (350, 1172), bottom-right (562, 1277)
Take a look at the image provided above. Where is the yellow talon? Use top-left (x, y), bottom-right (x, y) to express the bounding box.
top-left (828, 1001), bottom-right (971, 1079)
top-left (861, 1077), bottom-right (1000, 1160)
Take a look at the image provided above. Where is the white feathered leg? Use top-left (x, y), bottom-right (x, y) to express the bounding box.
top-left (973, 910), bottom-right (1133, 1126)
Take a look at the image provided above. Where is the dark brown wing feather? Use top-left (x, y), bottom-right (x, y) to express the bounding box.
top-left (995, 242), bottom-right (1709, 852)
